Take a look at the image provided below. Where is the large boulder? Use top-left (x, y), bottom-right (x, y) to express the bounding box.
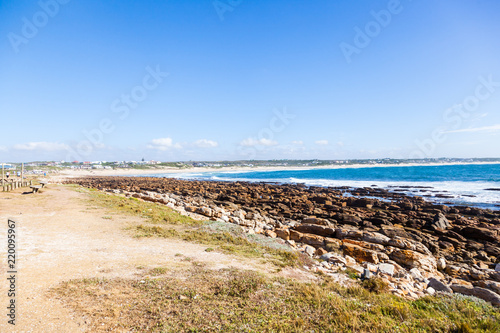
top-left (336, 227), bottom-right (363, 240)
top-left (195, 206), bottom-right (213, 217)
top-left (378, 263), bottom-right (395, 276)
top-left (450, 285), bottom-right (500, 307)
top-left (428, 278), bottom-right (453, 293)
top-left (324, 237), bottom-right (342, 252)
top-left (301, 217), bottom-right (334, 226)
top-left (388, 247), bottom-right (437, 274)
top-left (343, 239), bottom-right (385, 252)
top-left (461, 226), bottom-right (498, 242)
top-left (342, 242), bottom-right (379, 264)
top-left (294, 224), bottom-right (335, 237)
top-left (275, 228), bottom-right (290, 240)
top-left (301, 233), bottom-right (325, 247)
top-left (336, 213), bottom-right (362, 226)
top-left (362, 231), bottom-right (390, 246)
top-left (428, 213), bottom-right (451, 230)
top-left (475, 280), bottom-right (500, 295)
top-left (289, 230), bottom-right (303, 242)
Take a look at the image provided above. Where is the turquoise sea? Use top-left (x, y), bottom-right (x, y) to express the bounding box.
top-left (141, 164), bottom-right (500, 210)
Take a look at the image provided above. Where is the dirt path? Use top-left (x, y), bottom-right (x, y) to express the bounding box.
top-left (0, 185), bottom-right (277, 332)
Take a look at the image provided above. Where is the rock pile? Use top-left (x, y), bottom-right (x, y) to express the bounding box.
top-left (69, 176), bottom-right (500, 305)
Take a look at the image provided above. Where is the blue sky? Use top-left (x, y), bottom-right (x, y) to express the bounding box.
top-left (1, 0), bottom-right (499, 162)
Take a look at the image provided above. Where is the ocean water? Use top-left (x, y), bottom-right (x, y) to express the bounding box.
top-left (142, 164), bottom-right (500, 210)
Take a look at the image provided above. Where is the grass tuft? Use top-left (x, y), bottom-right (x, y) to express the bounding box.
top-left (362, 277), bottom-right (390, 294)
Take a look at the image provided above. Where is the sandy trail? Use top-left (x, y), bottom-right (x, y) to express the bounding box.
top-left (0, 185), bottom-right (273, 332)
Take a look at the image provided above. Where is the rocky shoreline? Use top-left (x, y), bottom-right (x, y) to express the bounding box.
top-left (68, 176), bottom-right (500, 306)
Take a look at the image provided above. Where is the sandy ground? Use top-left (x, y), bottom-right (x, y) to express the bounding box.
top-left (0, 185), bottom-right (287, 332)
top-left (55, 161), bottom-right (500, 179)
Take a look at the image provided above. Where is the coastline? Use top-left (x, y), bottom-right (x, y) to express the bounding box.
top-left (56, 161), bottom-right (500, 178)
top-left (67, 176), bottom-right (500, 307)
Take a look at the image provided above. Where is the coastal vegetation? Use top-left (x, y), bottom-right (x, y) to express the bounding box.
top-left (54, 263), bottom-right (500, 332)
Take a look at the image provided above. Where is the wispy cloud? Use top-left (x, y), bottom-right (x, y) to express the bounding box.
top-left (315, 140), bottom-right (329, 146)
top-left (240, 138), bottom-right (278, 147)
top-left (193, 139), bottom-right (218, 148)
top-left (12, 142), bottom-right (70, 151)
top-left (147, 137), bottom-right (182, 150)
top-left (291, 140), bottom-right (303, 145)
top-left (444, 124), bottom-right (500, 134)
top-left (0, 146), bottom-right (7, 152)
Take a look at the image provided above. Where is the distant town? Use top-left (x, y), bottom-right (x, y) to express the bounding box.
top-left (1, 157), bottom-right (499, 173)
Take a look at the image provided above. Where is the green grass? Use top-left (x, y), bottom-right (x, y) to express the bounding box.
top-left (53, 266), bottom-right (500, 333)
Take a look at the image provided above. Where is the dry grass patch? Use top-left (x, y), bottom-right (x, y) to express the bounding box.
top-left (52, 266), bottom-right (500, 333)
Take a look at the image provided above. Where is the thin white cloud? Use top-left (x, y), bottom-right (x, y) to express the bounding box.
top-left (291, 140), bottom-right (303, 145)
top-left (315, 140), bottom-right (329, 146)
top-left (240, 138), bottom-right (278, 147)
top-left (193, 139), bottom-right (218, 148)
top-left (337, 141), bottom-right (344, 147)
top-left (444, 124), bottom-right (500, 134)
top-left (0, 146), bottom-right (7, 152)
top-left (147, 137), bottom-right (182, 150)
top-left (12, 142), bottom-right (70, 151)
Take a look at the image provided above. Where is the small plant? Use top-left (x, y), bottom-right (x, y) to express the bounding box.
top-left (214, 269), bottom-right (266, 298)
top-left (149, 267), bottom-right (168, 276)
top-left (451, 322), bottom-right (473, 333)
top-left (361, 277), bottom-right (389, 294)
top-left (344, 267), bottom-right (360, 279)
top-left (205, 247), bottom-right (214, 252)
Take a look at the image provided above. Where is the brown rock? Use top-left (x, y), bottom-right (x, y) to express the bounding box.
top-left (475, 280), bottom-right (500, 295)
top-left (388, 248), bottom-right (437, 273)
top-left (324, 238), bottom-right (342, 252)
top-left (275, 228), bottom-right (290, 241)
top-left (294, 224), bottom-right (335, 237)
top-left (450, 285), bottom-right (500, 306)
top-left (265, 230), bottom-right (277, 238)
top-left (302, 217), bottom-right (333, 226)
top-left (301, 233), bottom-right (325, 247)
top-left (462, 226), bottom-right (498, 242)
top-left (343, 239), bottom-right (385, 252)
top-left (445, 265), bottom-right (462, 277)
top-left (195, 206), bottom-right (213, 217)
top-left (380, 225), bottom-right (409, 238)
top-left (342, 242), bottom-right (379, 264)
top-left (315, 247), bottom-right (328, 256)
top-left (362, 232), bottom-right (390, 246)
top-left (336, 228), bottom-right (363, 240)
top-left (289, 230), bottom-right (303, 242)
